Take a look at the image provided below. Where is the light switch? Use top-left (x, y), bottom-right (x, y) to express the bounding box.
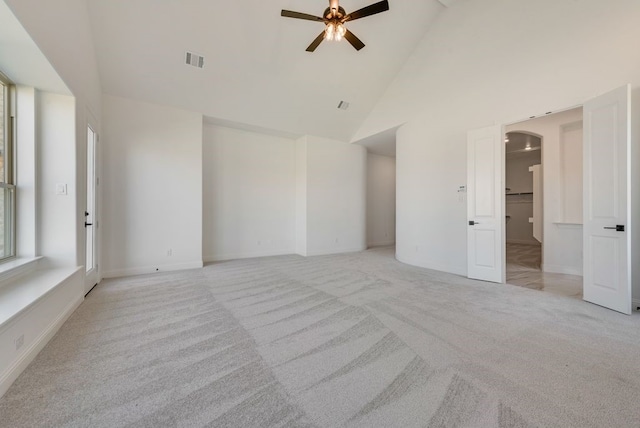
top-left (55, 183), bottom-right (67, 195)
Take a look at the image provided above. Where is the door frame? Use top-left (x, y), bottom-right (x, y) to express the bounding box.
top-left (499, 94), bottom-right (638, 315)
top-left (500, 104), bottom-right (583, 285)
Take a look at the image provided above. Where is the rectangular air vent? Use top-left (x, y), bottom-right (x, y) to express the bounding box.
top-left (185, 51), bottom-right (204, 68)
top-left (337, 101), bottom-right (350, 110)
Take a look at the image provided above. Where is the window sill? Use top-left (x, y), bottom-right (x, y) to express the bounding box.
top-left (0, 265), bottom-right (81, 327)
top-left (0, 257), bottom-right (43, 285)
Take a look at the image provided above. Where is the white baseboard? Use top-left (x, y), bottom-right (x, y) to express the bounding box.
top-left (103, 260), bottom-right (204, 278)
top-left (542, 264), bottom-right (583, 276)
top-left (306, 246), bottom-right (366, 257)
top-left (367, 241), bottom-right (396, 248)
top-left (0, 294), bottom-right (83, 398)
top-left (396, 254), bottom-right (467, 277)
top-left (204, 249), bottom-right (295, 263)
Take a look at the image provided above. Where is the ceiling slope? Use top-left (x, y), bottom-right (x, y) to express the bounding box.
top-left (87, 0), bottom-right (444, 141)
top-left (0, 0), bottom-right (69, 94)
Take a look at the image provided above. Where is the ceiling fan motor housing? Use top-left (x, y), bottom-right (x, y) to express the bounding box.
top-left (324, 6), bottom-right (346, 20)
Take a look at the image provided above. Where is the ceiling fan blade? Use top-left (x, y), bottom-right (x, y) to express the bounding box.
top-left (281, 10), bottom-right (325, 22)
top-left (344, 29), bottom-right (365, 51)
top-left (306, 31), bottom-right (326, 52)
top-left (343, 0), bottom-right (389, 22)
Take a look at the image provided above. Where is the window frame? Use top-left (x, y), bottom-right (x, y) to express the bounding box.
top-left (0, 70), bottom-right (16, 262)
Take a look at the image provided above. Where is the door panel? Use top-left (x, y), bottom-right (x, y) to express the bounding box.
top-left (583, 84), bottom-right (631, 314)
top-left (85, 125), bottom-right (99, 293)
top-left (591, 236), bottom-right (618, 290)
top-left (474, 138), bottom-right (496, 217)
top-left (475, 230), bottom-right (497, 267)
top-left (467, 125), bottom-right (504, 283)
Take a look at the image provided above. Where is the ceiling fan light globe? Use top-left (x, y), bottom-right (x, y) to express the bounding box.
top-left (325, 22), bottom-right (335, 40)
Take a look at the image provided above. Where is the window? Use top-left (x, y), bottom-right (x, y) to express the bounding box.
top-left (0, 71), bottom-right (15, 261)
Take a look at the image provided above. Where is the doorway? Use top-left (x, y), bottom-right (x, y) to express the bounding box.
top-left (468, 86), bottom-right (635, 314)
top-left (504, 132), bottom-right (543, 283)
top-left (503, 109), bottom-right (584, 298)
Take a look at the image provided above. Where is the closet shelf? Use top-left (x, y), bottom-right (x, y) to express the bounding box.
top-left (506, 192), bottom-right (533, 196)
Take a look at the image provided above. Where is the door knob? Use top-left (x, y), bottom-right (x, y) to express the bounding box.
top-left (84, 222), bottom-right (93, 228)
top-left (468, 221), bottom-right (480, 226)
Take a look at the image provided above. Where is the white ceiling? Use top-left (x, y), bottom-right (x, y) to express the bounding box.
top-left (505, 132), bottom-right (541, 155)
top-left (86, 0), bottom-right (446, 141)
top-left (0, 1), bottom-right (69, 94)
top-left (355, 126), bottom-right (397, 157)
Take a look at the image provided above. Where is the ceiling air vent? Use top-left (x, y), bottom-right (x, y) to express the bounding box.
top-left (185, 51), bottom-right (204, 69)
top-left (337, 101), bottom-right (350, 110)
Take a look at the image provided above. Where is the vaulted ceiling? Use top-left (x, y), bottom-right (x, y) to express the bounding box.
top-left (86, 0), bottom-right (448, 141)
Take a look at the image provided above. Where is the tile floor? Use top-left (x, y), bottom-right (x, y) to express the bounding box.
top-left (506, 242), bottom-right (583, 298)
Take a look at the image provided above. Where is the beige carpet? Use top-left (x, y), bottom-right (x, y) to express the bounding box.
top-left (1, 247), bottom-right (639, 427)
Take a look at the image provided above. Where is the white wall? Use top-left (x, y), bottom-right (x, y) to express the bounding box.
top-left (295, 137), bottom-right (308, 256)
top-left (508, 109), bottom-right (584, 275)
top-left (37, 92), bottom-right (77, 268)
top-left (203, 125), bottom-right (296, 261)
top-left (361, 0), bottom-right (640, 281)
top-left (396, 123), bottom-right (468, 274)
top-left (506, 152), bottom-right (540, 194)
top-left (203, 130), bottom-right (366, 260)
top-left (305, 137), bottom-right (367, 256)
top-left (366, 153), bottom-right (396, 247)
top-left (102, 95), bottom-right (203, 277)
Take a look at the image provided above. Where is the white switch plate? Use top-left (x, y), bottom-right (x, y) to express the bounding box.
top-left (55, 183), bottom-right (67, 195)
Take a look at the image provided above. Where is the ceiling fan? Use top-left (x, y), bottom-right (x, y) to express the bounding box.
top-left (281, 0), bottom-right (390, 52)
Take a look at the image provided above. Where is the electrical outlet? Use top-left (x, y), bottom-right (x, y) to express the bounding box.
top-left (15, 334), bottom-right (24, 351)
top-left (167, 249), bottom-right (172, 256)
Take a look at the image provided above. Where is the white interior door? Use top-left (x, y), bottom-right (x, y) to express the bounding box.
top-left (85, 125), bottom-right (99, 294)
top-left (467, 125), bottom-right (504, 283)
top-left (583, 85), bottom-right (631, 314)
